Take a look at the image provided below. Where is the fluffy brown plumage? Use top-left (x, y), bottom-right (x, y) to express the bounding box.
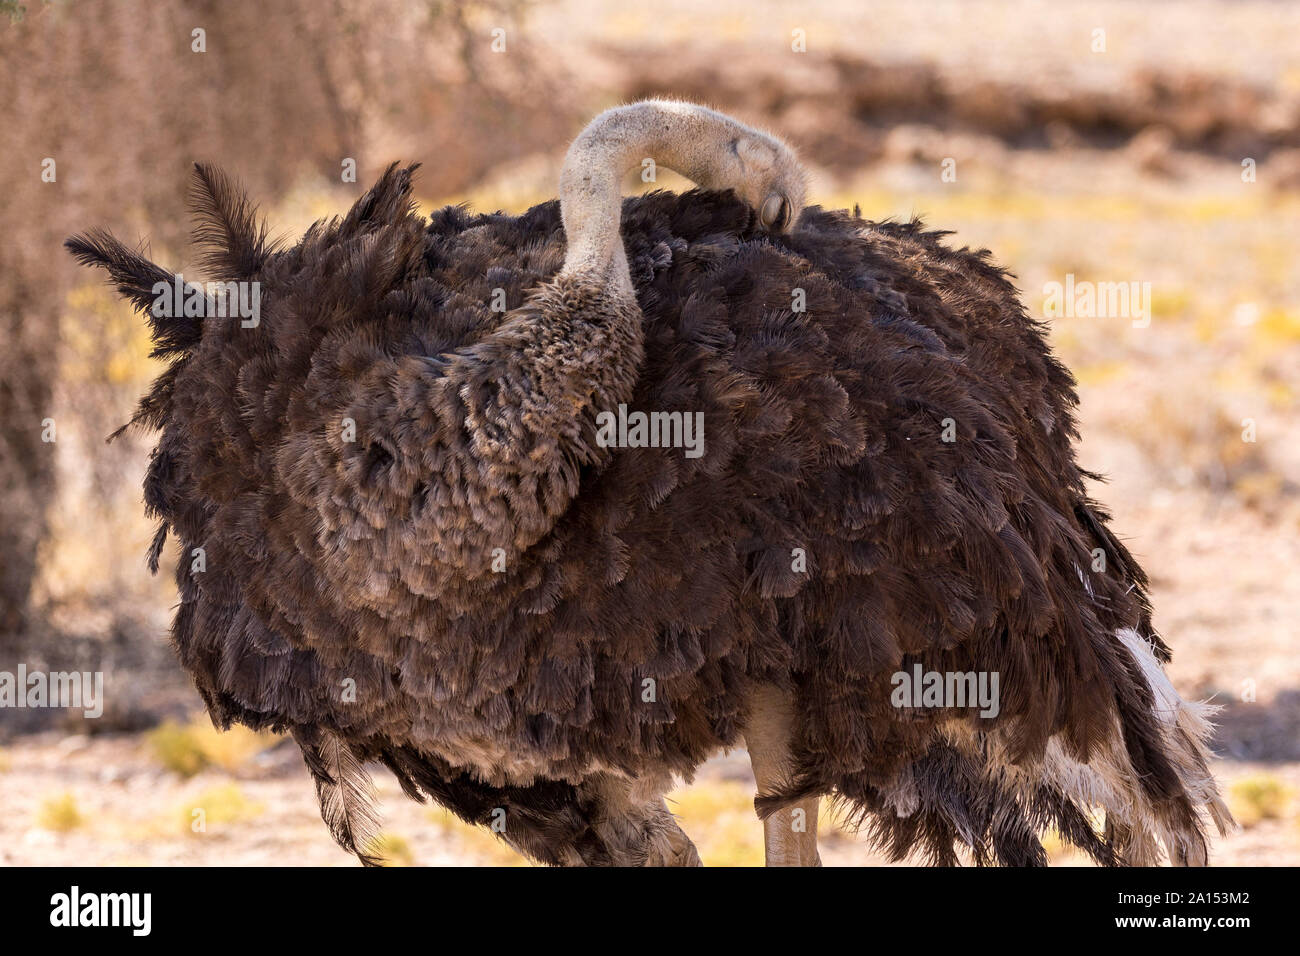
top-left (68, 123), bottom-right (1229, 866)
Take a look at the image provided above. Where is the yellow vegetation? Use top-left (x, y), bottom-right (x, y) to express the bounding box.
top-left (147, 714), bottom-right (281, 778)
top-left (37, 792), bottom-right (85, 832)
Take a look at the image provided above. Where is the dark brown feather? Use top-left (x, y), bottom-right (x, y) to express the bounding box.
top-left (68, 164), bottom-right (1222, 866)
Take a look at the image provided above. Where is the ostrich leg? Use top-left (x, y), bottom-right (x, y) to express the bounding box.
top-left (744, 684), bottom-right (822, 867)
top-left (570, 774), bottom-right (702, 867)
top-left (382, 751), bottom-right (700, 866)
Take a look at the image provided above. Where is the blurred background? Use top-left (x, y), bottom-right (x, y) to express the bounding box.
top-left (1, 0), bottom-right (1297, 865)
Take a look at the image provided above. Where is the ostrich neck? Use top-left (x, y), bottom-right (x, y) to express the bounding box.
top-left (558, 100), bottom-right (780, 296)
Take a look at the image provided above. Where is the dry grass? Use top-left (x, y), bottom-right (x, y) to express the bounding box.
top-left (363, 832), bottom-right (416, 867)
top-left (669, 780), bottom-right (766, 866)
top-left (182, 783), bottom-right (266, 836)
top-left (147, 715), bottom-right (282, 778)
top-left (37, 792), bottom-right (85, 832)
top-left (1229, 775), bottom-right (1294, 828)
top-left (424, 808), bottom-right (532, 866)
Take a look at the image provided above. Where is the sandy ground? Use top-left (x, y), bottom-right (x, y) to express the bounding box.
top-left (1, 731), bottom-right (1291, 867)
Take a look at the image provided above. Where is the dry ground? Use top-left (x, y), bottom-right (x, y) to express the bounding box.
top-left (1, 731), bottom-right (1292, 867)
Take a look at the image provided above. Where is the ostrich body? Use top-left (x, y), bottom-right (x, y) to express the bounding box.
top-left (69, 101), bottom-right (1230, 866)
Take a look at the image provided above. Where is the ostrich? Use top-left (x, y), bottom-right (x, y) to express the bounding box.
top-left (68, 100), bottom-right (1231, 867)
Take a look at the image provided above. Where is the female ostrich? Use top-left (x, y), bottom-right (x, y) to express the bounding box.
top-left (68, 100), bottom-right (1230, 866)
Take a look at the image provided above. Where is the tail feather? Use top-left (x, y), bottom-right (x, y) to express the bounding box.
top-left (1024, 629), bottom-right (1231, 866)
top-left (66, 163), bottom-right (271, 442)
top-left (1114, 628), bottom-right (1234, 860)
top-left (294, 728), bottom-right (384, 867)
top-left (800, 627), bottom-right (1233, 867)
top-left (189, 163), bottom-right (279, 281)
top-left (64, 230), bottom-right (198, 358)
top-left (65, 230), bottom-right (197, 443)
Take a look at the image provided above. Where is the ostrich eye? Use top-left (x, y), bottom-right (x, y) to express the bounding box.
top-left (760, 193), bottom-right (790, 232)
